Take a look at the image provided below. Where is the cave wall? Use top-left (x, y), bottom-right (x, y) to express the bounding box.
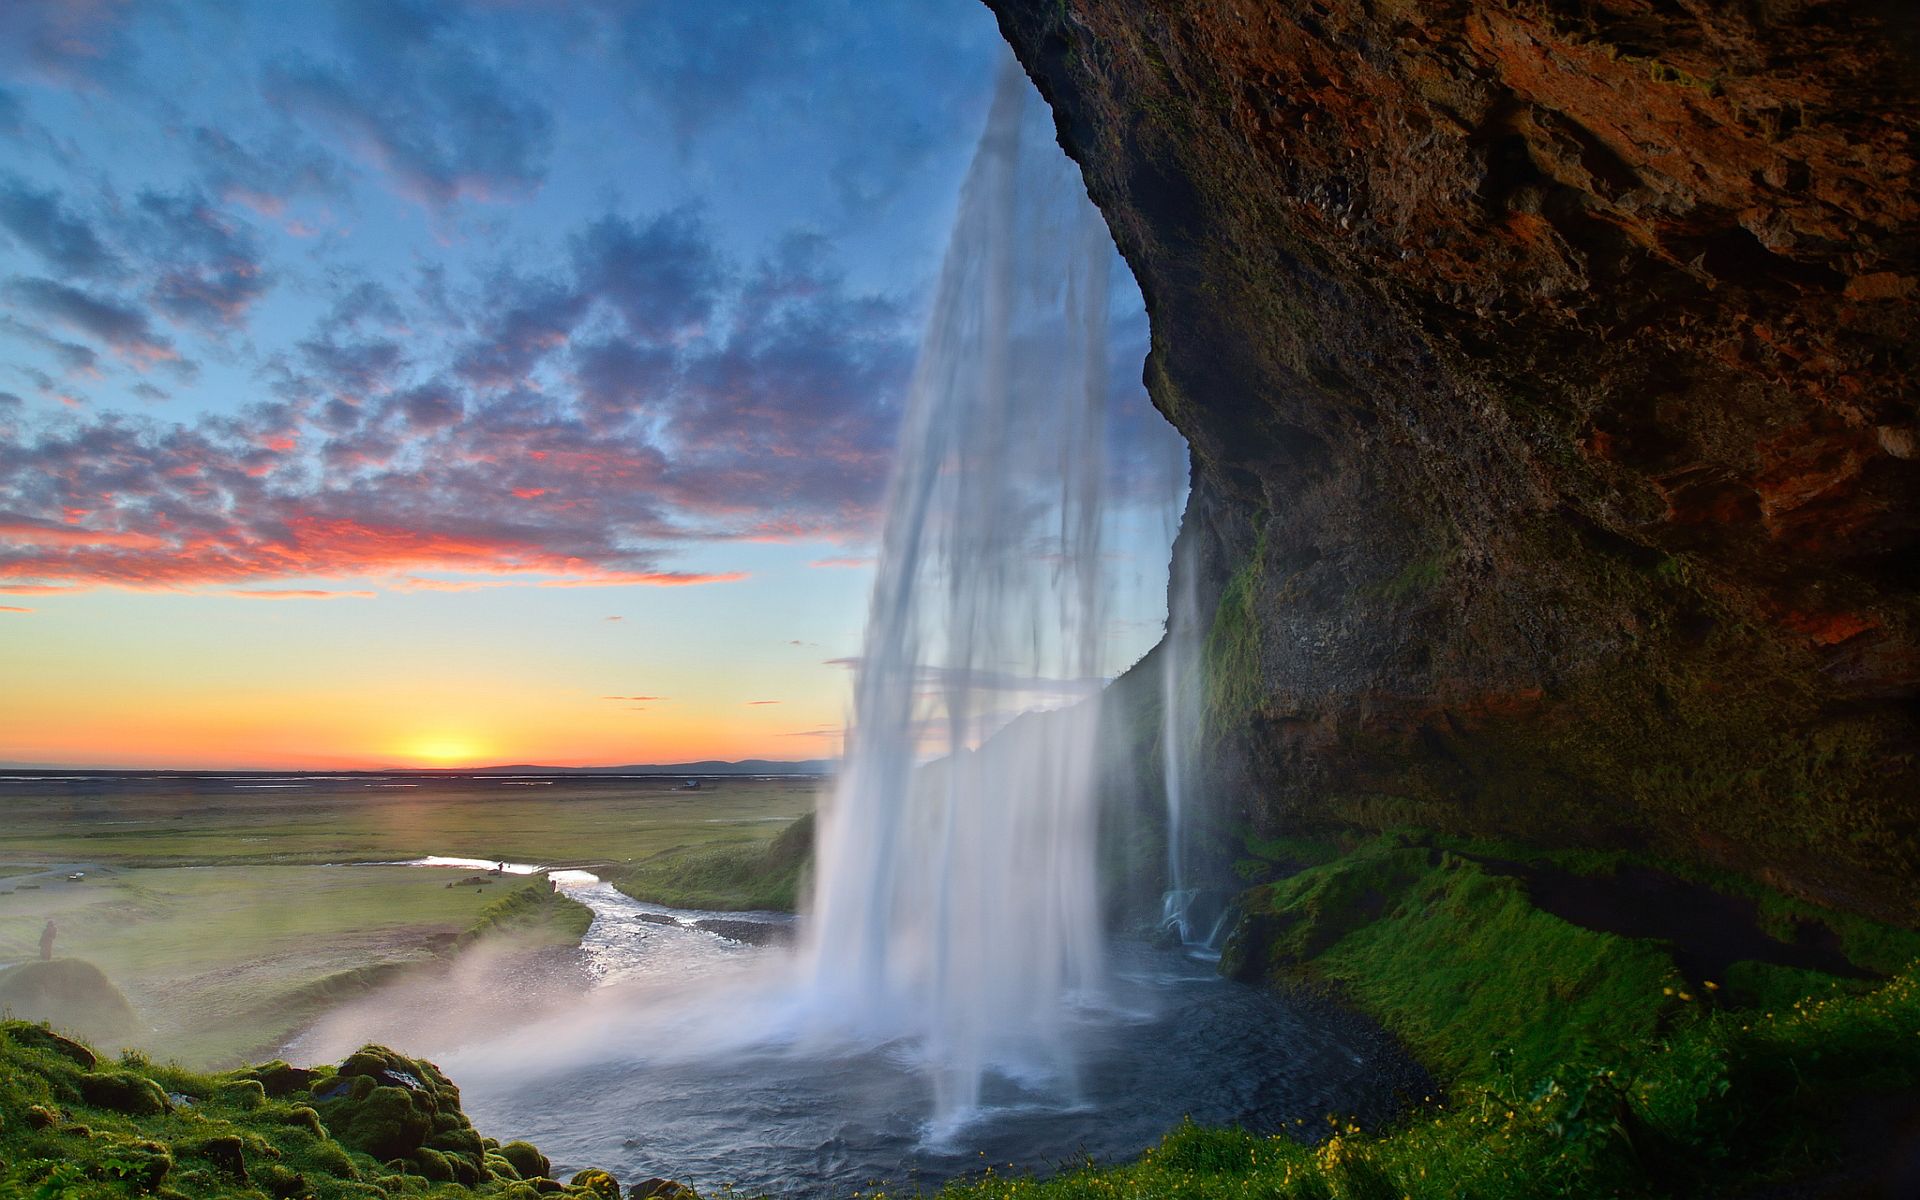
top-left (987, 0), bottom-right (1920, 920)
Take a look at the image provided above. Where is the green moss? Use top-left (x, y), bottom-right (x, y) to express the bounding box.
top-left (1361, 545), bottom-right (1454, 603)
top-left (0, 1023), bottom-right (622, 1199)
top-left (1203, 531), bottom-right (1265, 736)
top-left (1228, 838), bottom-right (1684, 1084)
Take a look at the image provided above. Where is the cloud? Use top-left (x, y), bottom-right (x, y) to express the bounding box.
top-left (0, 604), bottom-right (32, 613)
top-left (745, 700), bottom-right (781, 706)
top-left (0, 175), bottom-right (119, 278)
top-left (188, 125), bottom-right (346, 217)
top-left (262, 1), bottom-right (553, 210)
top-left (133, 190), bottom-right (270, 330)
top-left (603, 615), bottom-right (622, 621)
top-left (810, 556), bottom-right (873, 569)
top-left (0, 0), bottom-right (135, 89)
top-left (4, 277), bottom-right (177, 365)
top-left (0, 195), bottom-right (920, 595)
top-left (1, 315), bottom-right (102, 378)
top-left (571, 209), bottom-right (725, 342)
top-left (225, 588), bottom-right (375, 600)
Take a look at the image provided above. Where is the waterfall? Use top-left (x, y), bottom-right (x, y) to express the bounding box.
top-left (1158, 531), bottom-right (1204, 943)
top-left (800, 58), bottom-right (1177, 1131)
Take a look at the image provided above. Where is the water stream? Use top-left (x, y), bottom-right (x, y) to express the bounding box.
top-left (425, 871), bottom-right (1415, 1195)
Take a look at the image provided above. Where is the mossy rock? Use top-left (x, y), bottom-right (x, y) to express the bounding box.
top-left (499, 1139), bottom-right (551, 1180)
top-left (485, 1151), bottom-right (523, 1180)
top-left (77, 1070), bottom-right (171, 1116)
top-left (90, 1137), bottom-right (173, 1191)
top-left (183, 1133), bottom-right (249, 1179)
top-left (213, 1077), bottom-right (269, 1110)
top-left (570, 1167), bottom-right (621, 1198)
top-left (231, 1058), bottom-right (318, 1097)
top-left (410, 1146), bottom-right (456, 1182)
top-left (255, 1162), bottom-right (308, 1198)
top-left (328, 1084), bottom-right (433, 1160)
top-left (285, 1104), bottom-right (326, 1137)
top-left (2, 1019), bottom-right (98, 1068)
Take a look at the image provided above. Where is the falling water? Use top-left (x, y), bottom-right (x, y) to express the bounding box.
top-left (801, 60), bottom-right (1174, 1130)
top-left (1158, 532), bottom-right (1205, 944)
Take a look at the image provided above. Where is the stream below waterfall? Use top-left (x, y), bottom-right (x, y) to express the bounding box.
top-left (360, 869), bottom-right (1429, 1196)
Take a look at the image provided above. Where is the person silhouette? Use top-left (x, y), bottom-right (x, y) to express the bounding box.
top-left (39, 919), bottom-right (56, 961)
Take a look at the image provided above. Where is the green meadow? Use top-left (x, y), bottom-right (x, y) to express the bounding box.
top-left (0, 776), bottom-right (818, 1066)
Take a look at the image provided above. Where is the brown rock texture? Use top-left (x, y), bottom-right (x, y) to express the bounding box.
top-left (987, 0), bottom-right (1920, 919)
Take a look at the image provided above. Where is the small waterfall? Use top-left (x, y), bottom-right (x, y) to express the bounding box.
top-left (800, 59), bottom-right (1179, 1131)
top-left (1158, 531), bottom-right (1206, 945)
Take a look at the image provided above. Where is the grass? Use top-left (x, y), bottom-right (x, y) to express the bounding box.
top-left (615, 812), bottom-right (814, 912)
top-left (0, 775), bottom-right (814, 1066)
top-left (456, 881), bottom-right (593, 948)
top-left (1224, 839), bottom-right (1685, 1085)
top-left (0, 1022), bottom-right (629, 1199)
top-left (0, 776), bottom-right (819, 869)
top-left (912, 832), bottom-right (1920, 1200)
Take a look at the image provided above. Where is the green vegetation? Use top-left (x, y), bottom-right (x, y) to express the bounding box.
top-left (915, 831), bottom-right (1920, 1199)
top-left (0, 777), bottom-right (817, 869)
top-left (1223, 838), bottom-right (1685, 1085)
top-left (1202, 532), bottom-right (1264, 737)
top-left (0, 778), bottom-right (814, 1066)
top-left (0, 1021), bottom-right (652, 1199)
top-left (615, 812), bottom-right (814, 912)
top-left (456, 883), bottom-right (593, 949)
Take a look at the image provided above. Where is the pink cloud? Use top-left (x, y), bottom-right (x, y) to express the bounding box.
top-left (0, 605), bottom-right (33, 613)
top-left (224, 588), bottom-right (376, 600)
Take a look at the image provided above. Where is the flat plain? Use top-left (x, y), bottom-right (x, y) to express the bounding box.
top-left (0, 774), bottom-right (818, 1065)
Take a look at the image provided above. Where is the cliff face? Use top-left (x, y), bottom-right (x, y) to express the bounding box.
top-left (987, 0), bottom-right (1920, 920)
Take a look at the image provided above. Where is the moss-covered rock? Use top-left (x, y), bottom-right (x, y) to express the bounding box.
top-left (214, 1076), bottom-right (269, 1110)
top-left (233, 1059), bottom-right (320, 1097)
top-left (2, 1024), bottom-right (598, 1198)
top-left (77, 1070), bottom-right (171, 1116)
top-left (5, 1022), bottom-right (98, 1069)
top-left (497, 1139), bottom-right (550, 1180)
top-left (568, 1167), bottom-right (621, 1198)
top-left (184, 1132), bottom-right (250, 1180)
top-left (329, 1084), bottom-right (432, 1161)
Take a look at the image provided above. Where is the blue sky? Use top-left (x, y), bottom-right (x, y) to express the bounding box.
top-left (0, 0), bottom-right (1182, 768)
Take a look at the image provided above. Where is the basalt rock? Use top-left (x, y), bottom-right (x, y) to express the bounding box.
top-left (989, 0), bottom-right (1920, 920)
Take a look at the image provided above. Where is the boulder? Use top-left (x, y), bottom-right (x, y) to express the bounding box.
top-left (499, 1139), bottom-right (552, 1180)
top-left (570, 1167), bottom-right (621, 1198)
top-left (77, 1070), bottom-right (170, 1116)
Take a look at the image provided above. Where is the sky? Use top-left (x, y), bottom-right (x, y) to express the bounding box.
top-left (0, 0), bottom-right (1182, 770)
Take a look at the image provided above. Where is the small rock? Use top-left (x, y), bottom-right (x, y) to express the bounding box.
top-left (570, 1167), bottom-right (621, 1198)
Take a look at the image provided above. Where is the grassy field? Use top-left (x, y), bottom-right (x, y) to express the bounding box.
top-left (0, 774), bottom-right (818, 1066)
top-left (0, 774), bottom-right (819, 867)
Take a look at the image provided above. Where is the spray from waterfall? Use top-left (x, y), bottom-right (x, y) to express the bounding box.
top-left (800, 58), bottom-right (1182, 1131)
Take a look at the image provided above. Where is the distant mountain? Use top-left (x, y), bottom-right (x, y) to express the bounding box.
top-left (468, 758), bottom-right (835, 776)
